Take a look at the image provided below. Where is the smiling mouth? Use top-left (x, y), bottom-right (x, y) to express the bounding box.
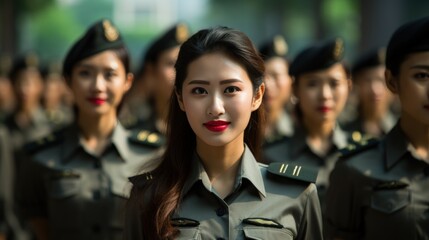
top-left (88, 98), bottom-right (106, 105)
top-left (203, 121), bottom-right (230, 132)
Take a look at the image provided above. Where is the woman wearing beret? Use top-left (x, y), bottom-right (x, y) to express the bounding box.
top-left (120, 23), bottom-right (189, 135)
top-left (325, 16), bottom-right (429, 240)
top-left (342, 48), bottom-right (396, 140)
top-left (263, 38), bottom-right (352, 209)
top-left (17, 19), bottom-right (162, 240)
top-left (124, 26), bottom-right (323, 239)
top-left (259, 35), bottom-right (294, 145)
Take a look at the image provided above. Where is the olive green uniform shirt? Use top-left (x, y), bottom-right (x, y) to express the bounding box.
top-left (263, 124), bottom-right (350, 208)
top-left (325, 122), bottom-right (429, 239)
top-left (125, 145), bottom-right (323, 240)
top-left (17, 123), bottom-right (163, 240)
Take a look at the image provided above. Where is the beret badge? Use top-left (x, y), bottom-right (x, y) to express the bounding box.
top-left (274, 35), bottom-right (288, 56)
top-left (333, 38), bottom-right (344, 61)
top-left (176, 23), bottom-right (189, 44)
top-left (103, 20), bottom-right (119, 42)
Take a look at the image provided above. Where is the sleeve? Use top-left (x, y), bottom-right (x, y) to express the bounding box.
top-left (123, 185), bottom-right (145, 240)
top-left (16, 153), bottom-right (48, 218)
top-left (324, 161), bottom-right (364, 240)
top-left (297, 183), bottom-right (323, 240)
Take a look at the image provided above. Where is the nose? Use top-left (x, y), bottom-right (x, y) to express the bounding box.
top-left (321, 83), bottom-right (333, 99)
top-left (207, 93), bottom-right (225, 117)
top-left (94, 74), bottom-right (107, 91)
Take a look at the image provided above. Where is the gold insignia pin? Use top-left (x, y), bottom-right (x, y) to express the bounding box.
top-left (273, 35), bottom-right (288, 56)
top-left (147, 133), bottom-right (159, 143)
top-left (176, 23), bottom-right (189, 44)
top-left (103, 20), bottom-right (119, 42)
top-left (352, 131), bottom-right (362, 142)
top-left (137, 131), bottom-right (149, 141)
top-left (333, 38), bottom-right (344, 61)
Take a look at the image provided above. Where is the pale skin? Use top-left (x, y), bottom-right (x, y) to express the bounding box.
top-left (29, 50), bottom-right (133, 240)
top-left (294, 63), bottom-right (351, 156)
top-left (177, 52), bottom-right (264, 198)
top-left (386, 51), bottom-right (429, 162)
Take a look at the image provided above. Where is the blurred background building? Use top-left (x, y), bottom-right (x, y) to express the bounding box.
top-left (1, 0), bottom-right (428, 71)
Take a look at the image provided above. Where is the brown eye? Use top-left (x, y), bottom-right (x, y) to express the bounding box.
top-left (224, 86), bottom-right (240, 93)
top-left (191, 87), bottom-right (207, 94)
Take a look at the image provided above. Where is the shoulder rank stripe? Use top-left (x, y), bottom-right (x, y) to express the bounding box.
top-left (243, 218), bottom-right (283, 229)
top-left (171, 218), bottom-right (200, 227)
top-left (267, 162), bottom-right (318, 183)
top-left (128, 172), bottom-right (154, 188)
top-left (129, 130), bottom-right (165, 148)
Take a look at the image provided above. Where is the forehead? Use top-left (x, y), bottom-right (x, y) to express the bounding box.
top-left (401, 51), bottom-right (429, 68)
top-left (299, 63), bottom-right (347, 80)
top-left (75, 50), bottom-right (122, 68)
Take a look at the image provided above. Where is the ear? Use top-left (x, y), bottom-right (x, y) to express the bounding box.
top-left (385, 69), bottom-right (398, 94)
top-left (124, 73), bottom-right (134, 93)
top-left (347, 77), bottom-right (353, 92)
top-left (251, 83), bottom-right (265, 111)
top-left (175, 88), bottom-right (185, 111)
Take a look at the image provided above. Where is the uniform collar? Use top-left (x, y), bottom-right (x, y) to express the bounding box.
top-left (380, 111), bottom-right (397, 134)
top-left (181, 144), bottom-right (266, 199)
top-left (384, 121), bottom-right (410, 170)
top-left (290, 123), bottom-right (348, 158)
top-left (62, 122), bottom-right (130, 163)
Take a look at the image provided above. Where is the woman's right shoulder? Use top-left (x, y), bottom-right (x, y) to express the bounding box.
top-left (129, 172), bottom-right (155, 190)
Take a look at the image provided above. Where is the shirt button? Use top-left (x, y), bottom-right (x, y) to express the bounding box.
top-left (215, 208), bottom-right (227, 216)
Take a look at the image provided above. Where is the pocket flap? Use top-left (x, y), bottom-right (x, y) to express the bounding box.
top-left (371, 188), bottom-right (410, 214)
top-left (243, 226), bottom-right (293, 240)
top-left (48, 171), bottom-right (81, 198)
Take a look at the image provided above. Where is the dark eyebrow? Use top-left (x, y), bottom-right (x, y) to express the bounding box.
top-left (410, 65), bottom-right (429, 70)
top-left (187, 79), bottom-right (243, 85)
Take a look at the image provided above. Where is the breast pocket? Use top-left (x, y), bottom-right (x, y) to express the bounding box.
top-left (243, 226), bottom-right (294, 240)
top-left (47, 171), bottom-right (81, 199)
top-left (370, 188), bottom-right (411, 214)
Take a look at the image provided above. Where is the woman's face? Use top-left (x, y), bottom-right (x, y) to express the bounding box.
top-left (263, 57), bottom-right (292, 112)
top-left (14, 68), bottom-right (43, 108)
top-left (355, 65), bottom-right (392, 114)
top-left (295, 63), bottom-right (350, 123)
top-left (152, 46), bottom-right (180, 102)
top-left (70, 50), bottom-right (133, 117)
top-left (389, 51), bottom-right (429, 125)
top-left (178, 52), bottom-right (264, 148)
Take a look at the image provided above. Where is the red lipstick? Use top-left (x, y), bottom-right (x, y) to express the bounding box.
top-left (318, 106), bottom-right (331, 113)
top-left (204, 120), bottom-right (230, 132)
top-left (88, 97), bottom-right (106, 105)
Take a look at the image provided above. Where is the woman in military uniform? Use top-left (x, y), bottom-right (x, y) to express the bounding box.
top-left (120, 23), bottom-right (189, 134)
top-left (17, 19), bottom-right (163, 240)
top-left (259, 35), bottom-right (294, 145)
top-left (325, 16), bottom-right (429, 240)
top-left (124, 26), bottom-right (323, 240)
top-left (342, 48), bottom-right (396, 140)
top-left (263, 38), bottom-right (352, 208)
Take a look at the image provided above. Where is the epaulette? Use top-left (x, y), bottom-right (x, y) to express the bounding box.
top-left (339, 137), bottom-right (379, 159)
top-left (128, 172), bottom-right (154, 189)
top-left (24, 130), bottom-right (64, 154)
top-left (129, 130), bottom-right (165, 148)
top-left (267, 162), bottom-right (318, 183)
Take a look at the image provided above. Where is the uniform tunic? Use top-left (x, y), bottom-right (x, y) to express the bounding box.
top-left (18, 123), bottom-right (162, 240)
top-left (125, 145), bottom-right (323, 240)
top-left (342, 111), bottom-right (397, 140)
top-left (263, 124), bottom-right (350, 208)
top-left (325, 123), bottom-right (429, 240)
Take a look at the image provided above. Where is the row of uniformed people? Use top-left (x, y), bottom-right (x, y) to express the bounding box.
top-left (5, 15), bottom-right (429, 239)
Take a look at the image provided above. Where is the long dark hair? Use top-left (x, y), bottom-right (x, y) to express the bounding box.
top-left (137, 26), bottom-right (265, 239)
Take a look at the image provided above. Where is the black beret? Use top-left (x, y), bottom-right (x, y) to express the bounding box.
top-left (386, 16), bottom-right (429, 72)
top-left (9, 52), bottom-right (40, 81)
top-left (143, 23), bottom-right (189, 64)
top-left (259, 35), bottom-right (288, 61)
top-left (352, 47), bottom-right (386, 76)
top-left (289, 38), bottom-right (345, 77)
top-left (63, 19), bottom-right (124, 77)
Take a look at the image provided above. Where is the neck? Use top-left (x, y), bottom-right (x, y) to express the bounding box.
top-left (155, 96), bottom-right (169, 124)
top-left (303, 117), bottom-right (335, 139)
top-left (361, 104), bottom-right (387, 122)
top-left (78, 111), bottom-right (117, 140)
top-left (196, 136), bottom-right (244, 181)
top-left (266, 107), bottom-right (282, 127)
top-left (44, 100), bottom-right (62, 112)
top-left (400, 113), bottom-right (429, 160)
